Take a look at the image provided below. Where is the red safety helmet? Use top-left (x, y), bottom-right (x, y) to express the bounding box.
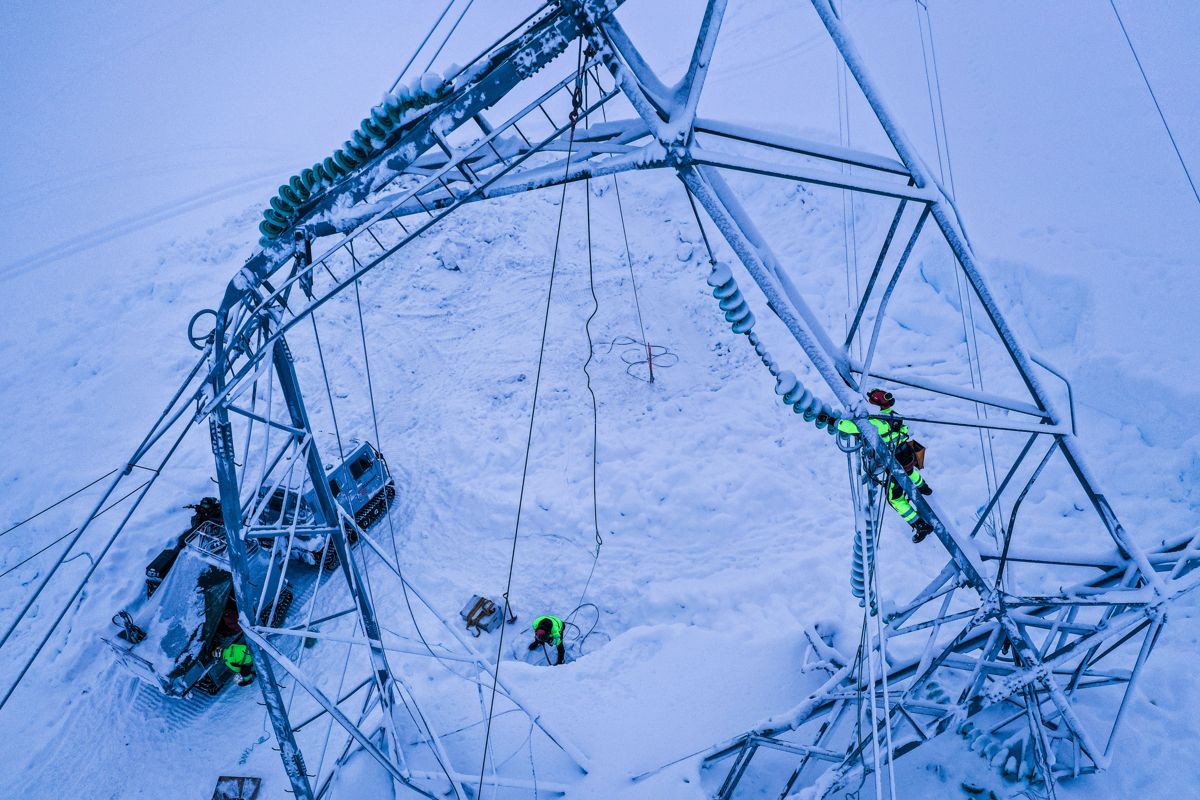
top-left (867, 388), bottom-right (895, 409)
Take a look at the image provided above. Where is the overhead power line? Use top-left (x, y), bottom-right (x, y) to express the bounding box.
top-left (1108, 0), bottom-right (1200, 208)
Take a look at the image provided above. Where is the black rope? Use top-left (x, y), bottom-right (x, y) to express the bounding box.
top-left (477, 38), bottom-right (587, 799)
top-left (578, 71), bottom-right (603, 610)
top-left (0, 464), bottom-right (153, 539)
top-left (1107, 0), bottom-right (1200, 207)
top-left (0, 477), bottom-right (153, 579)
top-left (682, 185), bottom-right (718, 265)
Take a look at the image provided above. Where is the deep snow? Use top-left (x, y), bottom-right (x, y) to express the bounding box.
top-left (1, 1), bottom-right (1198, 799)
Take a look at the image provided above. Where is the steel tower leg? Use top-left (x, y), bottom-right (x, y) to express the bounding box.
top-left (210, 399), bottom-right (315, 800)
top-left (269, 337), bottom-right (468, 800)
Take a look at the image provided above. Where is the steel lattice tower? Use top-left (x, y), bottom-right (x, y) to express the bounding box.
top-left (11, 1), bottom-right (1194, 797)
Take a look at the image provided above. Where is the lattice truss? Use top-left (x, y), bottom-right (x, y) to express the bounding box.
top-left (19, 1), bottom-right (1195, 798)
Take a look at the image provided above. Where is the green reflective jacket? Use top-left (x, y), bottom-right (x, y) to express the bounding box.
top-left (532, 615), bottom-right (564, 646)
top-left (222, 642), bottom-right (253, 671)
top-left (836, 407), bottom-right (909, 445)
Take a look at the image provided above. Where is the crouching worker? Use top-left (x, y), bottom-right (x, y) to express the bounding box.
top-left (528, 615), bottom-right (565, 665)
top-left (216, 642), bottom-right (256, 686)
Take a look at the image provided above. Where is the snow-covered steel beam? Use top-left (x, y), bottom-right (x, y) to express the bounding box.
top-left (809, 0), bottom-right (1163, 595)
top-left (201, 81), bottom-right (625, 420)
top-left (242, 627), bottom-right (440, 800)
top-left (317, 144), bottom-right (665, 235)
top-left (209, 416), bottom-right (314, 800)
top-left (670, 0), bottom-right (728, 140)
top-left (694, 117), bottom-right (909, 175)
top-left (690, 148), bottom-right (936, 202)
top-left (849, 362), bottom-right (1050, 418)
top-left (895, 413), bottom-right (1067, 436)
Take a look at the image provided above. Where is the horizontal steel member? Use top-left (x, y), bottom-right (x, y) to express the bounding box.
top-left (694, 117), bottom-right (909, 175)
top-left (849, 362), bottom-right (1050, 418)
top-left (689, 148), bottom-right (937, 201)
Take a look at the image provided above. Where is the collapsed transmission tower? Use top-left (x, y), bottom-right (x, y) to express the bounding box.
top-left (8, 1), bottom-right (1197, 797)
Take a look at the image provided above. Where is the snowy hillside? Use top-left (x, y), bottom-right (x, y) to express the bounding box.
top-left (1, 1), bottom-right (1197, 799)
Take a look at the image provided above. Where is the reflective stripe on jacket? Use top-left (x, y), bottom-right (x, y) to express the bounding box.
top-left (886, 476), bottom-right (922, 523)
top-left (836, 408), bottom-right (909, 445)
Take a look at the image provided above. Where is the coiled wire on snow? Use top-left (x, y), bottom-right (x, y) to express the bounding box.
top-left (258, 73), bottom-right (453, 246)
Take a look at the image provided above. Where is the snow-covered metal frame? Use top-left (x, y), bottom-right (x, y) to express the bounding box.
top-left (182, 0), bottom-right (1200, 797)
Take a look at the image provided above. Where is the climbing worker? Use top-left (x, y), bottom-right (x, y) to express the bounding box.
top-left (528, 615), bottom-right (566, 665)
top-left (216, 641), bottom-right (256, 687)
top-left (838, 388), bottom-right (935, 542)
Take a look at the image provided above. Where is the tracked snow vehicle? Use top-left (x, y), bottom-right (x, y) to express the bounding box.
top-left (105, 443), bottom-right (395, 696)
top-left (103, 516), bottom-right (293, 696)
top-left (248, 442), bottom-right (395, 568)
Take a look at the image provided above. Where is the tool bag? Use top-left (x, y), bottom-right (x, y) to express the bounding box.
top-left (460, 594), bottom-right (505, 637)
top-left (910, 440), bottom-right (926, 470)
top-left (895, 440), bottom-right (927, 473)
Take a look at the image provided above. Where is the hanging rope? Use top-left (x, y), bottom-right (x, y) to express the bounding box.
top-left (913, 0), bottom-right (1004, 539)
top-left (866, 487), bottom-right (901, 800)
top-left (835, 49), bottom-right (863, 361)
top-left (477, 39), bottom-right (587, 799)
top-left (596, 67), bottom-right (658, 383)
top-left (576, 165), bottom-right (602, 610)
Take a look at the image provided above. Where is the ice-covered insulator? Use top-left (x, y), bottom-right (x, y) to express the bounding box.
top-left (771, 370), bottom-right (838, 433)
top-left (332, 148), bottom-right (358, 172)
top-left (323, 155), bottom-right (346, 180)
top-left (706, 261), bottom-right (756, 334)
top-left (270, 193), bottom-right (296, 216)
top-left (288, 176), bottom-right (310, 202)
top-left (361, 116), bottom-right (388, 142)
top-left (300, 168), bottom-right (319, 194)
top-left (345, 138), bottom-right (370, 162)
top-left (279, 183), bottom-right (303, 208)
top-left (352, 129), bottom-right (374, 154)
top-left (851, 516), bottom-right (877, 613)
top-left (370, 104), bottom-right (396, 134)
top-left (314, 161), bottom-right (334, 187)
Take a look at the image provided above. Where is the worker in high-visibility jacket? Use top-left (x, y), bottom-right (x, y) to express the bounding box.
top-left (838, 388), bottom-right (935, 542)
top-left (217, 641), bottom-right (256, 686)
top-left (528, 615), bottom-right (566, 665)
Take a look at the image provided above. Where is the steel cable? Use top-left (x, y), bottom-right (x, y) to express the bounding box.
top-left (476, 39), bottom-right (586, 800)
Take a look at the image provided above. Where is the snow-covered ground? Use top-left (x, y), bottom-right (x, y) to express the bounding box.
top-left (1, 1), bottom-right (1197, 798)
